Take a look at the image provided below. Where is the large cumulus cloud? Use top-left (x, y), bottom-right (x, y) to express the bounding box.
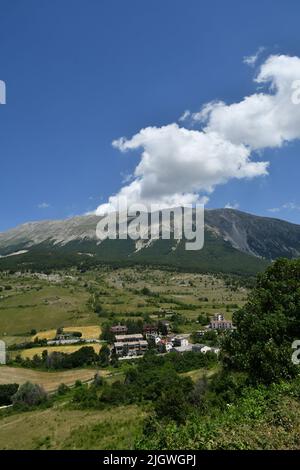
top-left (96, 54), bottom-right (300, 214)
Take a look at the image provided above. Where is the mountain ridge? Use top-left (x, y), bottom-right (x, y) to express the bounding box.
top-left (0, 209), bottom-right (299, 275)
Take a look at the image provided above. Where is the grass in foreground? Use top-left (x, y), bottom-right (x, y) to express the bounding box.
top-left (0, 405), bottom-right (145, 450)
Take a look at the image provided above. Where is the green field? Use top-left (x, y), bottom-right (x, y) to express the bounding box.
top-left (182, 365), bottom-right (220, 382)
top-left (0, 268), bottom-right (247, 346)
top-left (0, 276), bottom-right (97, 336)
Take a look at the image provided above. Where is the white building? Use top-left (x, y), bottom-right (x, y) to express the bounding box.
top-left (0, 340), bottom-right (6, 365)
top-left (194, 344), bottom-right (220, 354)
top-left (213, 313), bottom-right (224, 321)
top-left (172, 344), bottom-right (193, 353)
top-left (114, 333), bottom-right (148, 356)
top-left (172, 341), bottom-right (220, 355)
top-left (173, 335), bottom-right (190, 347)
top-left (210, 319), bottom-right (233, 330)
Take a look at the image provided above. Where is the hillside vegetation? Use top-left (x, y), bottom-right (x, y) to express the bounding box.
top-left (137, 259), bottom-right (300, 450)
top-left (0, 259), bottom-right (299, 450)
top-left (0, 267), bottom-right (248, 343)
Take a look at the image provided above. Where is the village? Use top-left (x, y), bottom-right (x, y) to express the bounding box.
top-left (0, 313), bottom-right (235, 364)
top-left (109, 313), bottom-right (233, 360)
top-left (0, 312), bottom-right (234, 366)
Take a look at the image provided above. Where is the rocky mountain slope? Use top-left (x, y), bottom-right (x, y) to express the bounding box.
top-left (0, 209), bottom-right (299, 275)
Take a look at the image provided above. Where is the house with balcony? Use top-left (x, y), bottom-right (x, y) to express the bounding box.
top-left (210, 319), bottom-right (233, 330)
top-left (110, 324), bottom-right (128, 334)
top-left (114, 333), bottom-right (148, 357)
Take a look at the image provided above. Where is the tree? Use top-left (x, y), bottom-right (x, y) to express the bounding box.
top-left (141, 287), bottom-right (151, 296)
top-left (154, 388), bottom-right (190, 424)
top-left (110, 350), bottom-right (119, 368)
top-left (42, 349), bottom-right (48, 362)
top-left (56, 327), bottom-right (63, 336)
top-left (197, 313), bottom-right (208, 326)
top-left (89, 294), bottom-right (104, 315)
top-left (222, 259), bottom-right (300, 384)
top-left (68, 346), bottom-right (98, 367)
top-left (0, 384), bottom-right (19, 406)
top-left (98, 344), bottom-right (110, 367)
top-left (72, 384), bottom-right (99, 408)
top-left (72, 331), bottom-right (82, 338)
top-left (93, 373), bottom-right (104, 387)
top-left (189, 376), bottom-right (209, 410)
top-left (57, 383), bottom-right (70, 395)
top-left (158, 321), bottom-right (168, 336)
top-left (100, 380), bottom-right (128, 405)
top-left (100, 322), bottom-right (114, 342)
top-left (201, 330), bottom-right (218, 346)
top-left (12, 382), bottom-right (47, 407)
top-left (31, 353), bottom-right (43, 367)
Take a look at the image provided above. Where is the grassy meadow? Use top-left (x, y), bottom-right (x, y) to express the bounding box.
top-left (0, 267), bottom-right (248, 347)
top-left (0, 404), bottom-right (145, 450)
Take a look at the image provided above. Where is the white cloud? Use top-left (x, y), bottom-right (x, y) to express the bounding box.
top-left (96, 54), bottom-right (300, 214)
top-left (37, 202), bottom-right (50, 209)
top-left (283, 202), bottom-right (300, 210)
top-left (268, 202), bottom-right (300, 213)
top-left (243, 47), bottom-right (265, 67)
top-left (178, 110), bottom-right (191, 122)
top-left (225, 202), bottom-right (240, 209)
top-left (196, 55), bottom-right (300, 150)
top-left (95, 125), bottom-right (267, 214)
top-left (120, 172), bottom-right (133, 184)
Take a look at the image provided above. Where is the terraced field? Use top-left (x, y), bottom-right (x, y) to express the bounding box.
top-left (0, 267), bottom-right (248, 353)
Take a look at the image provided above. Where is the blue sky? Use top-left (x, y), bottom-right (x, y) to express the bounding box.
top-left (1, 0), bottom-right (300, 231)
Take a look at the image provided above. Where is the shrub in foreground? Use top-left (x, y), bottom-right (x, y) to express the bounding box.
top-left (12, 381), bottom-right (47, 407)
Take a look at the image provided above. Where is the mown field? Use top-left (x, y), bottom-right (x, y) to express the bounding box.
top-left (32, 325), bottom-right (101, 341)
top-left (18, 343), bottom-right (102, 360)
top-left (0, 366), bottom-right (108, 392)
